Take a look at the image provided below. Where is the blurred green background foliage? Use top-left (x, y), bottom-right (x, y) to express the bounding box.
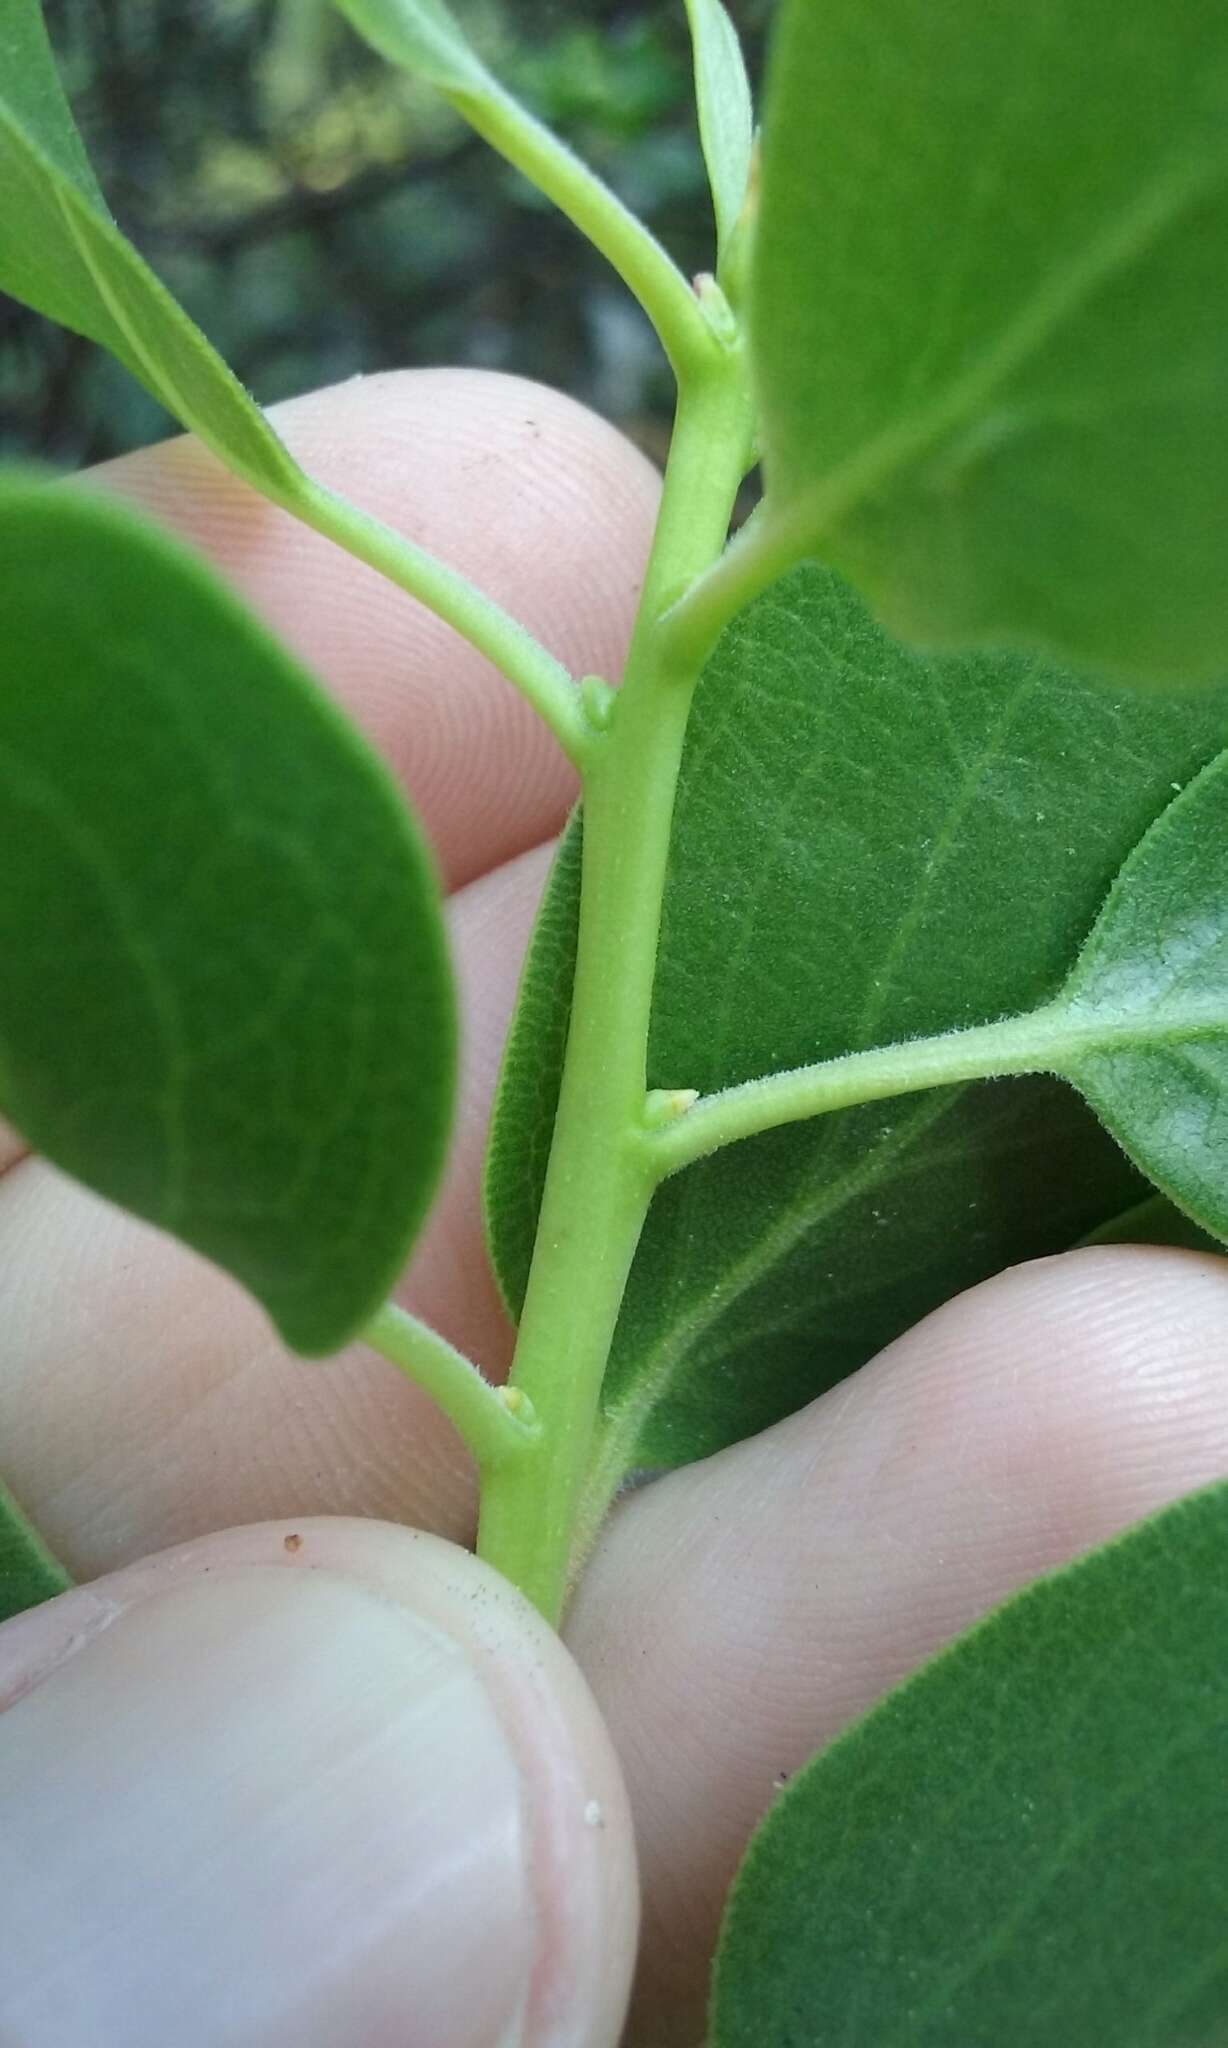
top-left (0, 0), bottom-right (768, 470)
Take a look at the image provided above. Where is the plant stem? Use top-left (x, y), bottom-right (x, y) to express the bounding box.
top-left (290, 478), bottom-right (591, 767)
top-left (476, 352), bottom-right (754, 1624)
top-left (363, 1301), bottom-right (540, 1471)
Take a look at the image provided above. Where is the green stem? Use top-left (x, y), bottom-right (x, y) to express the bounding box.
top-left (289, 478), bottom-right (591, 767)
top-left (476, 352), bottom-right (754, 1623)
top-left (363, 1302), bottom-right (540, 1471)
top-left (646, 997), bottom-right (1146, 1179)
top-left (452, 79), bottom-right (719, 382)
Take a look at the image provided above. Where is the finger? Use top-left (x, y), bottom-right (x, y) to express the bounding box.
top-left (0, 840), bottom-right (556, 1579)
top-left (0, 1518), bottom-right (637, 2048)
top-left (90, 369), bottom-right (659, 890)
top-left (565, 1245), bottom-right (1228, 2045)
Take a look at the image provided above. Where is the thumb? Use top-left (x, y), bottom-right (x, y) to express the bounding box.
top-left (0, 1519), bottom-right (637, 2048)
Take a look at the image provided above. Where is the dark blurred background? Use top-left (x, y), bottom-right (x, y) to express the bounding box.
top-left (1, 0), bottom-right (769, 472)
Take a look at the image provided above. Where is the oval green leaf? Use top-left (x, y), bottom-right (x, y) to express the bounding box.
top-left (713, 1478), bottom-right (1228, 2046)
top-left (1053, 748), bottom-right (1228, 1241)
top-left (486, 567), bottom-right (1228, 1486)
top-left (750, 0), bottom-right (1228, 683)
top-left (683, 0), bottom-right (754, 262)
top-left (0, 478), bottom-right (455, 1356)
top-left (0, 0), bottom-right (304, 498)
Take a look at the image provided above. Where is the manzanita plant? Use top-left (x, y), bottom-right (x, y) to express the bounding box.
top-left (3, 0), bottom-right (1228, 2037)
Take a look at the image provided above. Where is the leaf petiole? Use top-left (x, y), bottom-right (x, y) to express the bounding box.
top-left (332, 0), bottom-right (719, 384)
top-left (449, 77), bottom-right (721, 384)
top-left (290, 478), bottom-right (591, 767)
top-left (363, 1301), bottom-right (540, 1471)
top-left (647, 995), bottom-right (1228, 1180)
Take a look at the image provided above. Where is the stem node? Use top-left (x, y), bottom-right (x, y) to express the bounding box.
top-left (364, 1302), bottom-right (539, 1472)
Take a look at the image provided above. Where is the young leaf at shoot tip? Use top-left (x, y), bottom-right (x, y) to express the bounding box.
top-left (682, 0), bottom-right (755, 274)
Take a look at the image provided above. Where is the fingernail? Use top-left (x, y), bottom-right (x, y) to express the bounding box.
top-left (0, 1566), bottom-right (534, 2048)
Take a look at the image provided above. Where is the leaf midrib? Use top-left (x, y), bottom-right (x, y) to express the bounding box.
top-left (853, 658), bottom-right (1049, 1051)
top-left (899, 1702), bottom-right (1214, 2040)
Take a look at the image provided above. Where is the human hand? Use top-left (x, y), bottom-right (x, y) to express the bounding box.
top-left (2, 371), bottom-right (1227, 2047)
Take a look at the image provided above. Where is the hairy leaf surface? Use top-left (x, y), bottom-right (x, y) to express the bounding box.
top-left (713, 1479), bottom-right (1228, 2046)
top-left (1054, 751), bottom-right (1228, 1238)
top-left (0, 0), bottom-right (302, 494)
top-left (751, 0), bottom-right (1228, 682)
top-left (683, 0), bottom-right (754, 262)
top-left (487, 567), bottom-right (1228, 1479)
top-left (0, 481), bottom-right (455, 1355)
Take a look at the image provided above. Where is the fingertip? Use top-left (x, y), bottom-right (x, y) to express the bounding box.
top-left (0, 1519), bottom-right (637, 2048)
